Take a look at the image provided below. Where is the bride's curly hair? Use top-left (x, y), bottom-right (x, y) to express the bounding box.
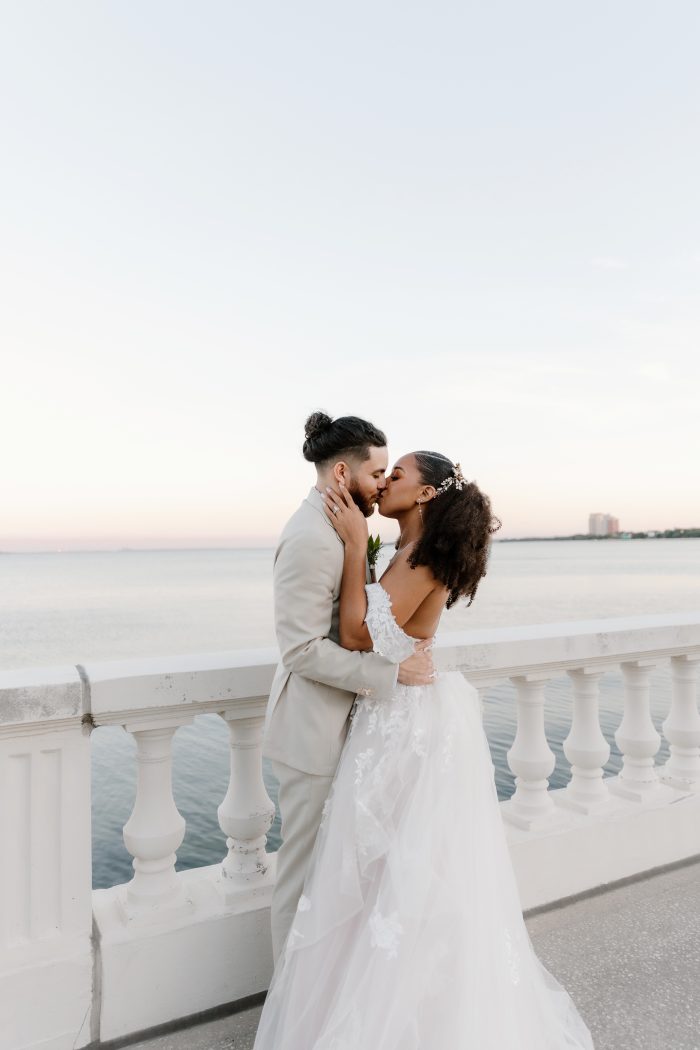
top-left (407, 452), bottom-right (502, 609)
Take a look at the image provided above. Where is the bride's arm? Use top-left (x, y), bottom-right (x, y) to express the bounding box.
top-left (323, 485), bottom-right (440, 647)
top-left (322, 483), bottom-right (372, 650)
top-left (338, 531), bottom-right (373, 651)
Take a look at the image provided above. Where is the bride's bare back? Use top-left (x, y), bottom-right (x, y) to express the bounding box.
top-left (380, 543), bottom-right (449, 640)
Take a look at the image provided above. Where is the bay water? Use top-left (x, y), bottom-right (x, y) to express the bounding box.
top-left (1, 538), bottom-right (698, 889)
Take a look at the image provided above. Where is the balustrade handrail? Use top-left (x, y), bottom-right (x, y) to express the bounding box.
top-left (436, 609), bottom-right (700, 686)
top-left (1, 610), bottom-right (700, 728)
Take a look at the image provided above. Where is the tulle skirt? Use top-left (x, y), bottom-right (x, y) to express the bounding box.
top-left (253, 671), bottom-right (595, 1049)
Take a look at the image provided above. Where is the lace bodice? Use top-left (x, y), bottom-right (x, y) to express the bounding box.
top-left (363, 582), bottom-right (417, 663)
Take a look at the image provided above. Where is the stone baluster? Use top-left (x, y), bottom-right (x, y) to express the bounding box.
top-left (216, 712), bottom-right (275, 900)
top-left (660, 655), bottom-right (700, 791)
top-left (609, 660), bottom-right (668, 802)
top-left (504, 674), bottom-right (565, 830)
top-left (559, 667), bottom-right (611, 813)
top-left (119, 716), bottom-right (194, 922)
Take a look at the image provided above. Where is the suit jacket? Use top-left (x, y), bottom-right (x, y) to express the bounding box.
top-left (262, 486), bottom-right (398, 775)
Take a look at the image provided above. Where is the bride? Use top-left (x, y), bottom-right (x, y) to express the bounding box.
top-left (253, 451), bottom-right (595, 1049)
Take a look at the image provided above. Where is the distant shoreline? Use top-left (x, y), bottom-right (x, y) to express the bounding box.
top-left (498, 530), bottom-right (700, 543)
top-left (1, 531), bottom-right (699, 554)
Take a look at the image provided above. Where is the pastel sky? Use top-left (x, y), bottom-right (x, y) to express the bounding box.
top-left (2, 2), bottom-right (698, 550)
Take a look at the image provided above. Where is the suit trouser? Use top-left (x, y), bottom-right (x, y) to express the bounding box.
top-left (270, 759), bottom-right (334, 966)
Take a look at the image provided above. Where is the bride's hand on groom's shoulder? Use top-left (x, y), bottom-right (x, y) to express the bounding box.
top-left (323, 483), bottom-right (368, 551)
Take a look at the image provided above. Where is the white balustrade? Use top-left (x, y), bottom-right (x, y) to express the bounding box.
top-left (558, 667), bottom-right (610, 813)
top-left (503, 674), bottom-right (564, 830)
top-left (4, 613), bottom-right (700, 1050)
top-left (120, 716), bottom-right (194, 922)
top-left (216, 711), bottom-right (275, 900)
top-left (609, 661), bottom-right (671, 802)
top-left (660, 655), bottom-right (700, 791)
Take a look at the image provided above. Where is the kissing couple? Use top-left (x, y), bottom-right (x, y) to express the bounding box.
top-left (255, 412), bottom-right (594, 1049)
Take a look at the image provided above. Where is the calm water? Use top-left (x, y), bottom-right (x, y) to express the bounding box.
top-left (1, 539), bottom-right (698, 888)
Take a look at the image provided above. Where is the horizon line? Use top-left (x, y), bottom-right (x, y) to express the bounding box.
top-left (3, 529), bottom-right (699, 556)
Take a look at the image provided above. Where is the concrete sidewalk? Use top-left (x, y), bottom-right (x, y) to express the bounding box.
top-left (526, 855), bottom-right (700, 1050)
top-left (120, 856), bottom-right (700, 1050)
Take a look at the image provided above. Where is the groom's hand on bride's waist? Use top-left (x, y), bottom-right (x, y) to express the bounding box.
top-left (397, 639), bottom-right (435, 687)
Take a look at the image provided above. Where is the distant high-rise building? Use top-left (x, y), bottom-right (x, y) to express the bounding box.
top-left (588, 513), bottom-right (620, 536)
top-left (589, 513), bottom-right (606, 536)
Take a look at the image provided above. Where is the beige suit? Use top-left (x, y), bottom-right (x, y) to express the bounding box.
top-left (263, 486), bottom-right (398, 962)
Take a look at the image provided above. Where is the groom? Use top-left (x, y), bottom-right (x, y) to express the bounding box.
top-left (262, 412), bottom-right (434, 964)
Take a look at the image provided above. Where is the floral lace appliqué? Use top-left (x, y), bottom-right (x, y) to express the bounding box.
top-left (411, 724), bottom-right (428, 757)
top-left (354, 747), bottom-right (375, 785)
top-left (364, 583), bottom-right (417, 664)
top-left (441, 717), bottom-right (456, 768)
top-left (319, 792), bottom-right (333, 830)
top-left (347, 584), bottom-right (435, 871)
top-left (369, 905), bottom-right (403, 959)
top-left (355, 693), bottom-right (414, 750)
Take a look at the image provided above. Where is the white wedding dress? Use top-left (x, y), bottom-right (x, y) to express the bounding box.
top-left (253, 583), bottom-right (595, 1049)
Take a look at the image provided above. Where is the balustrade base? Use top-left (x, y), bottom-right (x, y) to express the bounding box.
top-left (554, 787), bottom-right (613, 816)
top-left (93, 858), bottom-right (276, 1044)
top-left (506, 783), bottom-right (700, 911)
top-left (115, 883), bottom-right (196, 928)
top-left (0, 932), bottom-right (93, 1050)
top-left (658, 763), bottom-right (700, 794)
top-left (607, 773), bottom-right (678, 804)
top-left (215, 859), bottom-right (276, 909)
top-left (500, 797), bottom-right (574, 832)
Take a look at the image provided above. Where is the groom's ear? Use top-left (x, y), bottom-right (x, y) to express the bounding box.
top-left (332, 460), bottom-right (350, 485)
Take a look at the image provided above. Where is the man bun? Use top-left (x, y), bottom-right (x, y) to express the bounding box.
top-left (304, 411), bottom-right (333, 441)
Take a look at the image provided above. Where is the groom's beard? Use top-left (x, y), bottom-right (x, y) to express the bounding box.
top-left (347, 481), bottom-right (376, 518)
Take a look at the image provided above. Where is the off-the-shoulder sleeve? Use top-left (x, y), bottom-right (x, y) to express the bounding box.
top-left (364, 583), bottom-right (417, 663)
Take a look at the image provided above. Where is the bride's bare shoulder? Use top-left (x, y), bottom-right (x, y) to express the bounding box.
top-left (378, 546), bottom-right (448, 630)
top-left (381, 543), bottom-right (445, 595)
